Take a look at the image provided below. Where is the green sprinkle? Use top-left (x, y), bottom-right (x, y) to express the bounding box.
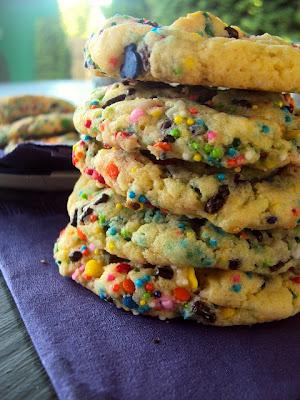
top-left (190, 140), bottom-right (201, 151)
top-left (211, 147), bottom-right (224, 159)
top-left (98, 214), bottom-right (106, 225)
top-left (203, 12), bottom-right (214, 37)
top-left (170, 128), bottom-right (181, 138)
top-left (204, 143), bottom-right (213, 154)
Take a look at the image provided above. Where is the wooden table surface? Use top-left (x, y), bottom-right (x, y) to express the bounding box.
top-left (0, 272), bottom-right (57, 399)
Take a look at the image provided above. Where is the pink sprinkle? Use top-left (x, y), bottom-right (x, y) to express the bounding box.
top-left (89, 243), bottom-right (96, 251)
top-left (129, 108), bottom-right (145, 123)
top-left (108, 56), bottom-right (118, 67)
top-left (207, 130), bottom-right (218, 142)
top-left (79, 265), bottom-right (85, 272)
top-left (232, 275), bottom-right (241, 283)
top-left (85, 167), bottom-right (94, 176)
top-left (161, 296), bottom-right (174, 310)
top-left (107, 274), bottom-right (115, 282)
top-left (71, 269), bottom-right (79, 280)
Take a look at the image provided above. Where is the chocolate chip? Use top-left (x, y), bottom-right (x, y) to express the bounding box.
top-left (204, 185), bottom-right (230, 214)
top-left (251, 230), bottom-right (263, 242)
top-left (224, 26), bottom-right (239, 39)
top-left (69, 251), bottom-right (82, 262)
top-left (228, 259), bottom-right (241, 270)
top-left (129, 202), bottom-right (141, 210)
top-left (295, 237), bottom-right (300, 243)
top-left (127, 88), bottom-right (136, 96)
top-left (269, 260), bottom-right (286, 272)
top-left (102, 94), bottom-right (127, 109)
top-left (70, 208), bottom-right (78, 227)
top-left (233, 174), bottom-right (246, 185)
top-left (139, 44), bottom-right (150, 72)
top-left (266, 216), bottom-right (277, 224)
top-left (137, 18), bottom-right (159, 28)
top-left (80, 207), bottom-right (93, 222)
top-left (161, 119), bottom-right (172, 130)
top-left (163, 135), bottom-right (176, 143)
top-left (260, 151), bottom-right (268, 160)
top-left (154, 266), bottom-right (174, 280)
top-left (192, 301), bottom-right (217, 323)
top-left (120, 43), bottom-right (144, 79)
top-left (231, 99), bottom-right (251, 108)
top-left (94, 193), bottom-right (110, 205)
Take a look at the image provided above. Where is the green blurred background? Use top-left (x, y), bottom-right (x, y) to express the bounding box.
top-left (1, 0), bottom-right (300, 82)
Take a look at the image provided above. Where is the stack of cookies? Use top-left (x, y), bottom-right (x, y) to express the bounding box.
top-left (54, 11), bottom-right (300, 326)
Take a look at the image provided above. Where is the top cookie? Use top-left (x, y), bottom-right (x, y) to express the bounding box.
top-left (85, 11), bottom-right (300, 92)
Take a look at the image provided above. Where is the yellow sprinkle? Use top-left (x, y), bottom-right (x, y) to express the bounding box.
top-left (234, 167), bottom-right (241, 172)
top-left (149, 107), bottom-right (163, 118)
top-left (85, 259), bottom-right (103, 278)
top-left (186, 118), bottom-right (195, 126)
top-left (183, 56), bottom-right (196, 69)
top-left (187, 267), bottom-right (198, 290)
top-left (252, 105), bottom-right (258, 110)
top-left (130, 167), bottom-right (138, 174)
top-left (140, 300), bottom-right (146, 306)
top-left (193, 153), bottom-right (202, 162)
top-left (186, 231), bottom-right (195, 240)
top-left (174, 115), bottom-right (184, 125)
top-left (221, 308), bottom-right (236, 319)
top-left (115, 203), bottom-right (122, 210)
top-left (138, 203), bottom-right (144, 210)
top-left (107, 241), bottom-right (115, 252)
top-left (94, 249), bottom-right (100, 255)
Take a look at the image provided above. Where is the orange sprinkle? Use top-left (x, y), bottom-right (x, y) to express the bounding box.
top-left (122, 279), bottom-right (135, 294)
top-left (153, 141), bottom-right (171, 151)
top-left (189, 106), bottom-right (198, 115)
top-left (89, 214), bottom-right (98, 222)
top-left (145, 283), bottom-right (154, 292)
top-left (113, 283), bottom-right (121, 292)
top-left (77, 228), bottom-right (87, 241)
top-left (106, 162), bottom-right (119, 180)
top-left (239, 231), bottom-right (249, 240)
top-left (173, 287), bottom-right (191, 302)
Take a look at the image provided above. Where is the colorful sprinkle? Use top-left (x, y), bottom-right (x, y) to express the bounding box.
top-left (207, 130), bottom-right (217, 142)
top-left (115, 263), bottom-right (132, 274)
top-left (230, 283), bottom-right (242, 293)
top-left (129, 108), bottom-right (145, 123)
top-left (85, 259), bottom-right (103, 278)
top-left (106, 162), bottom-right (119, 180)
top-left (84, 119), bottom-right (92, 128)
top-left (173, 287), bottom-right (191, 302)
top-left (128, 191), bottom-right (136, 199)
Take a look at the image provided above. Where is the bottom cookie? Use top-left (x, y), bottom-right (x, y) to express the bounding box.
top-left (54, 224), bottom-right (300, 326)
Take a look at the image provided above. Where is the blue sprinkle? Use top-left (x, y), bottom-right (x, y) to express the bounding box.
top-left (216, 173), bottom-right (225, 182)
top-left (128, 191), bottom-right (136, 199)
top-left (99, 289), bottom-right (106, 299)
top-left (122, 295), bottom-right (138, 309)
top-left (209, 238), bottom-right (218, 248)
top-left (90, 100), bottom-right (99, 105)
top-left (142, 275), bottom-right (151, 283)
top-left (153, 290), bottom-right (161, 298)
top-left (285, 115), bottom-right (292, 123)
top-left (135, 279), bottom-right (144, 288)
top-left (81, 134), bottom-right (92, 141)
top-left (203, 258), bottom-right (214, 267)
top-left (227, 148), bottom-right (237, 157)
top-left (80, 245), bottom-right (87, 250)
top-left (138, 194), bottom-right (147, 203)
top-left (246, 272), bottom-right (253, 279)
top-left (231, 283), bottom-right (242, 293)
top-left (138, 305), bottom-right (151, 314)
top-left (195, 118), bottom-right (205, 126)
top-left (178, 222), bottom-right (186, 229)
top-left (261, 125), bottom-right (270, 134)
top-left (107, 227), bottom-right (117, 235)
top-left (151, 27), bottom-right (161, 33)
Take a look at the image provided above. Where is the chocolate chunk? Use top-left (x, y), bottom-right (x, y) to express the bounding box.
top-left (102, 94), bottom-right (127, 109)
top-left (228, 259), bottom-right (241, 270)
top-left (295, 237), bottom-right (300, 243)
top-left (266, 216), bottom-right (278, 224)
top-left (94, 193), bottom-right (110, 205)
top-left (231, 99), bottom-right (251, 108)
top-left (69, 251), bottom-right (82, 262)
top-left (154, 266), bottom-right (174, 280)
top-left (192, 301), bottom-right (217, 323)
top-left (204, 185), bottom-right (230, 214)
top-left (161, 119), bottom-right (172, 130)
top-left (70, 208), bottom-right (78, 227)
top-left (139, 45), bottom-right (150, 72)
top-left (224, 26), bottom-right (239, 39)
top-left (233, 174), bottom-right (246, 185)
top-left (137, 18), bottom-right (159, 28)
top-left (163, 135), bottom-right (176, 143)
top-left (120, 43), bottom-right (144, 79)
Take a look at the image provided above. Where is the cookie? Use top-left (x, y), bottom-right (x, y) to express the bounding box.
top-left (0, 95), bottom-right (74, 125)
top-left (73, 143), bottom-right (300, 233)
top-left (74, 85), bottom-right (299, 171)
top-left (0, 113), bottom-right (74, 148)
top-left (54, 224), bottom-right (300, 325)
top-left (67, 175), bottom-right (300, 275)
top-left (85, 12), bottom-right (300, 92)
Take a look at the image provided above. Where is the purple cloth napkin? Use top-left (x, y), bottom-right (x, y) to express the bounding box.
top-left (1, 191), bottom-right (300, 400)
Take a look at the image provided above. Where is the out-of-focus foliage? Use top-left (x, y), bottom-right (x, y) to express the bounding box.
top-left (59, 1), bottom-right (90, 38)
top-left (35, 18), bottom-right (71, 79)
top-left (102, 0), bottom-right (300, 40)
